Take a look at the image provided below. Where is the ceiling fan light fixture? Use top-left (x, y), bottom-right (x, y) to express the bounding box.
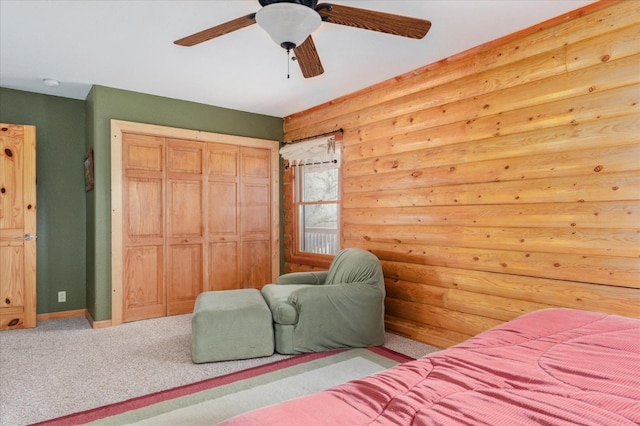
top-left (255, 3), bottom-right (321, 49)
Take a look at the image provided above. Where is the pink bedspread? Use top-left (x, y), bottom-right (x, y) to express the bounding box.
top-left (220, 309), bottom-right (640, 425)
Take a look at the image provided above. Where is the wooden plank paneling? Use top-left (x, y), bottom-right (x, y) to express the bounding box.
top-left (385, 298), bottom-right (503, 338)
top-left (346, 225), bottom-right (639, 258)
top-left (344, 114), bottom-right (640, 176)
top-left (361, 241), bottom-right (639, 288)
top-left (382, 260), bottom-right (640, 319)
top-left (446, 289), bottom-right (554, 322)
top-left (344, 172), bottom-right (639, 208)
top-left (284, 2), bottom-right (640, 139)
top-left (282, 1), bottom-right (640, 348)
top-left (341, 76), bottom-right (640, 163)
top-left (343, 202), bottom-right (640, 229)
top-left (384, 316), bottom-right (471, 350)
top-left (567, 22), bottom-right (640, 71)
top-left (344, 144), bottom-right (640, 193)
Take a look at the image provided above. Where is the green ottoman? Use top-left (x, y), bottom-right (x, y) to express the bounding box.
top-left (192, 289), bottom-right (274, 363)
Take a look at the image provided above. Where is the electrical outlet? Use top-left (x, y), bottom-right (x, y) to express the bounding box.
top-left (58, 291), bottom-right (66, 303)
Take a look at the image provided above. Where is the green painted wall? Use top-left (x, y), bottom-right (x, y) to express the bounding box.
top-left (0, 88), bottom-right (87, 314)
top-left (1, 85), bottom-right (283, 321)
top-left (86, 86), bottom-right (283, 321)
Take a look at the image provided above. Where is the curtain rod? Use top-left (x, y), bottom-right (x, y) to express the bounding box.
top-left (284, 159), bottom-right (337, 170)
top-left (281, 128), bottom-right (343, 145)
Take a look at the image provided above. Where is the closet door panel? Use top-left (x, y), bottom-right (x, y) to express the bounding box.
top-left (208, 146), bottom-right (238, 177)
top-left (123, 245), bottom-right (164, 322)
top-left (167, 141), bottom-right (203, 174)
top-left (241, 240), bottom-right (270, 289)
top-left (123, 134), bottom-right (164, 172)
top-left (123, 178), bottom-right (164, 321)
top-left (242, 148), bottom-right (270, 179)
top-left (167, 244), bottom-right (203, 315)
top-left (240, 147), bottom-right (271, 289)
top-left (207, 241), bottom-right (239, 290)
top-left (122, 133), bottom-right (166, 322)
top-left (168, 180), bottom-right (203, 237)
top-left (166, 140), bottom-right (204, 315)
top-left (241, 183), bottom-right (270, 238)
top-left (126, 178), bottom-right (163, 239)
top-left (207, 143), bottom-right (241, 290)
top-left (166, 179), bottom-right (204, 314)
top-left (208, 182), bottom-right (237, 236)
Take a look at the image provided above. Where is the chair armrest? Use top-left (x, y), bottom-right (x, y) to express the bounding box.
top-left (289, 282), bottom-right (375, 308)
top-left (262, 283), bottom-right (314, 325)
top-left (276, 271), bottom-right (328, 285)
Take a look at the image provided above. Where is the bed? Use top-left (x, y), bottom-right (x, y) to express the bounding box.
top-left (219, 308), bottom-right (640, 425)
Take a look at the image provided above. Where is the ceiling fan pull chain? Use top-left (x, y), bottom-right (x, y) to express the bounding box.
top-left (287, 47), bottom-right (291, 79)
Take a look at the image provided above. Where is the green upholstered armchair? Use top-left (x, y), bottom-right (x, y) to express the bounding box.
top-left (261, 248), bottom-right (385, 354)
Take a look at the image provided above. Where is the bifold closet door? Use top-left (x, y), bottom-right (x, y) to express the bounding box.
top-left (166, 139), bottom-right (204, 315)
top-left (123, 135), bottom-right (206, 319)
top-left (240, 147), bottom-right (271, 289)
top-left (121, 133), bottom-right (273, 321)
top-left (207, 143), bottom-right (240, 291)
top-left (206, 144), bottom-right (272, 291)
top-left (122, 133), bottom-right (165, 322)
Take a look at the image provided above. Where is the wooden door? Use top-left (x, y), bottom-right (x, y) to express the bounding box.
top-left (206, 143), bottom-right (240, 291)
top-left (206, 144), bottom-right (272, 291)
top-left (122, 133), bottom-right (165, 322)
top-left (122, 135), bottom-right (207, 319)
top-left (240, 147), bottom-right (271, 289)
top-left (166, 139), bottom-right (204, 315)
top-left (0, 124), bottom-right (37, 330)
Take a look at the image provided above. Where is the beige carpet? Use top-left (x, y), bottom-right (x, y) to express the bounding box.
top-left (0, 314), bottom-right (439, 426)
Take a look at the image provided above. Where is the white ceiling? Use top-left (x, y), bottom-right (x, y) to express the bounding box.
top-left (1, 0), bottom-right (595, 118)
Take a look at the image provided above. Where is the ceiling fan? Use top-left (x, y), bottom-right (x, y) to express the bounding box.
top-left (174, 0), bottom-right (432, 78)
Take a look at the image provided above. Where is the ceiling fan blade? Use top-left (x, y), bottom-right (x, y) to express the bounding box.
top-left (174, 14), bottom-right (256, 46)
top-left (294, 36), bottom-right (324, 78)
top-left (316, 3), bottom-right (431, 39)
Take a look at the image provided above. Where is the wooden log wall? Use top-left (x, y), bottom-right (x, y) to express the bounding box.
top-left (282, 1), bottom-right (640, 348)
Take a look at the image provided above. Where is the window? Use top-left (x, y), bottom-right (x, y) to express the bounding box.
top-left (294, 157), bottom-right (340, 255)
